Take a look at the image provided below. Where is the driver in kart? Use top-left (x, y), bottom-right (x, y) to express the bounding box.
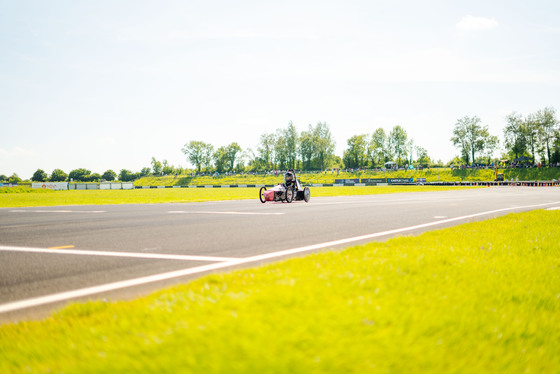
top-left (284, 169), bottom-right (296, 188)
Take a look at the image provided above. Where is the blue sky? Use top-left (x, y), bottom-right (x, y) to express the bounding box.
top-left (1, 0), bottom-right (560, 178)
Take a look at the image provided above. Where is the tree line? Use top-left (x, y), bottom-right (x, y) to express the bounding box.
top-left (2, 157), bottom-right (185, 183)
top-left (182, 122), bottom-right (337, 173)
top-left (342, 126), bottom-right (431, 169)
top-left (183, 121), bottom-right (431, 173)
top-left (183, 108), bottom-right (559, 173)
top-left (451, 107), bottom-right (560, 166)
top-left (4, 107), bottom-right (559, 183)
top-left (502, 107), bottom-right (559, 164)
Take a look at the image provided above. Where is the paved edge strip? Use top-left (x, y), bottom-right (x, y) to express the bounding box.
top-left (168, 211), bottom-right (285, 215)
top-left (1, 200), bottom-right (559, 315)
top-left (0, 246), bottom-right (239, 263)
top-left (9, 210), bottom-right (106, 213)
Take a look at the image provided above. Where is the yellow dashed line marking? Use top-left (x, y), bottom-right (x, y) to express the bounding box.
top-left (48, 245), bottom-right (75, 250)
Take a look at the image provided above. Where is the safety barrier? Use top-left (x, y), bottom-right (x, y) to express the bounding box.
top-left (32, 182), bottom-right (134, 190)
top-left (425, 180), bottom-right (560, 187)
top-left (133, 181), bottom-right (560, 188)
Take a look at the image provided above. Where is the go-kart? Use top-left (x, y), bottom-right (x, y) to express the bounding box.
top-left (259, 170), bottom-right (310, 203)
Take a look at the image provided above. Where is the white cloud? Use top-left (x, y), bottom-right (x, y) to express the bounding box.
top-left (456, 15), bottom-right (498, 32)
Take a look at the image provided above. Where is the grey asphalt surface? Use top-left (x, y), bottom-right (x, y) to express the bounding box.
top-left (1, 187), bottom-right (559, 322)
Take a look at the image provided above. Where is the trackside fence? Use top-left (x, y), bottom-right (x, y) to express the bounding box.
top-left (31, 182), bottom-right (134, 190)
top-left (133, 180), bottom-right (560, 188)
top-left (29, 180), bottom-right (560, 190)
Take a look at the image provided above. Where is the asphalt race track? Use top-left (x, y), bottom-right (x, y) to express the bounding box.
top-left (1, 187), bottom-right (559, 322)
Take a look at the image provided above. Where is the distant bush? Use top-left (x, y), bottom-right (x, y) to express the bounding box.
top-left (0, 186), bottom-right (54, 193)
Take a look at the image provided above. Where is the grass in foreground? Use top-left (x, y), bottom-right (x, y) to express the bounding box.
top-left (0, 185), bottom-right (478, 208)
top-left (1, 209), bottom-right (559, 373)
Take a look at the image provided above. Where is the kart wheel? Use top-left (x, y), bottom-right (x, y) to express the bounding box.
top-left (303, 186), bottom-right (311, 202)
top-left (259, 186), bottom-right (267, 203)
top-left (285, 188), bottom-right (294, 203)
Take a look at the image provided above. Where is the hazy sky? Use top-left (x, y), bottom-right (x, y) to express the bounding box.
top-left (2, 0), bottom-right (560, 178)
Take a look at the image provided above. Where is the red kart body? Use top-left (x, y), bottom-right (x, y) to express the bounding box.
top-left (263, 188), bottom-right (277, 202)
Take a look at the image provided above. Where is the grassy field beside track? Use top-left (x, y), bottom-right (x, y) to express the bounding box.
top-left (1, 209), bottom-right (559, 373)
top-left (0, 185), bottom-right (480, 208)
top-left (135, 167), bottom-right (560, 186)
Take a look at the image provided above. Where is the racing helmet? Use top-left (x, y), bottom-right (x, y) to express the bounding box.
top-left (284, 171), bottom-right (294, 186)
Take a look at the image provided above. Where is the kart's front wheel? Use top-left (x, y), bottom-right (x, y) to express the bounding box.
top-left (285, 187), bottom-right (294, 203)
top-left (259, 186), bottom-right (267, 203)
top-left (303, 186), bottom-right (311, 202)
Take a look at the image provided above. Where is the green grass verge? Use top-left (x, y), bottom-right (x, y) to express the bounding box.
top-left (0, 186), bottom-right (478, 208)
top-left (0, 209), bottom-right (558, 373)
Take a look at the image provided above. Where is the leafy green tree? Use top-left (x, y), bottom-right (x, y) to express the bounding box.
top-left (87, 173), bottom-right (101, 182)
top-left (274, 130), bottom-right (288, 169)
top-left (151, 157), bottom-right (163, 175)
top-left (8, 173), bottom-right (22, 183)
top-left (119, 169), bottom-right (136, 182)
top-left (551, 134), bottom-right (560, 164)
top-left (182, 141), bottom-right (214, 173)
top-left (256, 133), bottom-right (276, 170)
top-left (224, 143), bottom-right (242, 172)
top-left (343, 134), bottom-right (368, 168)
top-left (244, 148), bottom-right (257, 171)
top-left (102, 170), bottom-right (117, 181)
top-left (213, 147), bottom-right (227, 173)
top-left (368, 128), bottom-right (388, 167)
top-left (50, 169), bottom-right (68, 182)
top-left (140, 167), bottom-right (151, 177)
top-left (162, 160), bottom-right (174, 175)
top-left (284, 121), bottom-right (299, 169)
top-left (0, 174), bottom-right (7, 182)
top-left (415, 146), bottom-right (431, 165)
top-left (523, 113), bottom-right (540, 162)
top-left (299, 122), bottom-right (336, 170)
top-left (388, 125), bottom-right (408, 165)
top-left (235, 149), bottom-right (251, 173)
top-left (481, 134), bottom-right (499, 164)
top-left (68, 168), bottom-right (92, 182)
top-left (447, 156), bottom-right (464, 167)
top-left (451, 116), bottom-right (496, 165)
top-left (535, 107), bottom-right (559, 164)
top-left (312, 122), bottom-right (336, 170)
top-left (255, 122), bottom-right (300, 171)
top-left (503, 112), bottom-right (527, 160)
top-left (299, 126), bottom-right (315, 170)
top-left (31, 169), bottom-right (48, 182)
top-left (451, 117), bottom-right (473, 164)
top-left (406, 138), bottom-right (414, 165)
top-left (331, 155), bottom-right (344, 169)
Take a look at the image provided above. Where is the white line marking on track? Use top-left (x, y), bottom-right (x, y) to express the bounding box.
top-left (546, 207), bottom-right (560, 210)
top-left (9, 210), bottom-right (106, 213)
top-left (0, 246), bottom-right (238, 262)
top-left (1, 200), bottom-right (559, 314)
top-left (168, 211), bottom-right (284, 215)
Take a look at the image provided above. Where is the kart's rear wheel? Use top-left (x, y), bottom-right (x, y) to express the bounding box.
top-left (259, 186), bottom-right (267, 203)
top-left (285, 187), bottom-right (294, 203)
top-left (303, 186), bottom-right (311, 202)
